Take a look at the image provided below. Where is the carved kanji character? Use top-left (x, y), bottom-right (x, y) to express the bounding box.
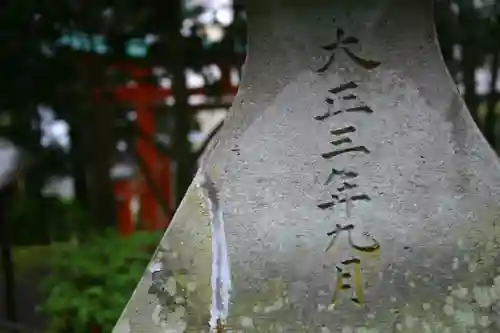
top-left (324, 168), bottom-right (358, 186)
top-left (325, 224), bottom-right (380, 253)
top-left (315, 82), bottom-right (375, 121)
top-left (320, 126), bottom-right (370, 159)
top-left (317, 23), bottom-right (381, 73)
top-left (331, 258), bottom-right (365, 305)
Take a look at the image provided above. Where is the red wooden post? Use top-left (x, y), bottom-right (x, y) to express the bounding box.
top-left (115, 83), bottom-right (173, 231)
top-left (158, 153), bottom-right (173, 227)
top-left (136, 94), bottom-right (160, 230)
top-left (114, 179), bottom-right (134, 236)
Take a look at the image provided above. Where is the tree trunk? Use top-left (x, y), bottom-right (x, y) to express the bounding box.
top-left (169, 0), bottom-right (193, 208)
top-left (484, 52), bottom-right (499, 148)
top-left (22, 105), bottom-right (49, 243)
top-left (0, 184), bottom-right (17, 324)
top-left (435, 0), bottom-right (454, 65)
top-left (69, 123), bottom-right (89, 206)
top-left (79, 52), bottom-right (117, 231)
top-left (87, 98), bottom-right (117, 230)
top-left (458, 5), bottom-right (481, 123)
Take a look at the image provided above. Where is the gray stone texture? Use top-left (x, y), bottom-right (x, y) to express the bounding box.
top-left (113, 0), bottom-right (500, 332)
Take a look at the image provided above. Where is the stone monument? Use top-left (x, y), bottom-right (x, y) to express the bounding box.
top-left (113, 0), bottom-right (500, 331)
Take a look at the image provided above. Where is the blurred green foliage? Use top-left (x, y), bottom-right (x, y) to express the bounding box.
top-left (37, 230), bottom-right (163, 333)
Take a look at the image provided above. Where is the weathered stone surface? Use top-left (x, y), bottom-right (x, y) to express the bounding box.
top-left (113, 0), bottom-right (500, 332)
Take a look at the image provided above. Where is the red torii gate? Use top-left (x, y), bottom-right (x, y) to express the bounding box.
top-left (110, 61), bottom-right (240, 236)
top-left (114, 75), bottom-right (172, 235)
